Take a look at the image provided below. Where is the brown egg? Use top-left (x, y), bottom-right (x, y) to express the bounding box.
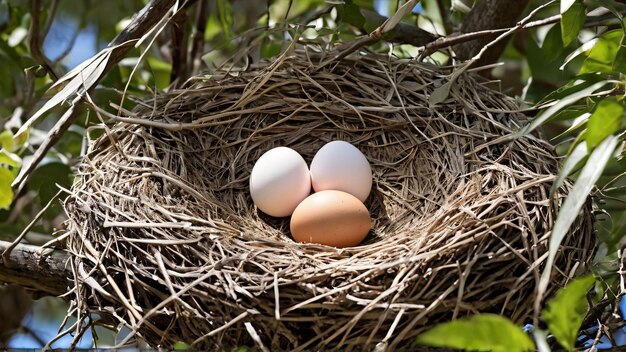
top-left (290, 190), bottom-right (371, 248)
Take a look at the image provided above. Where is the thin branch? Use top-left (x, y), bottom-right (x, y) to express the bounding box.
top-left (42, 0), bottom-right (59, 36)
top-left (29, 0), bottom-right (58, 80)
top-left (169, 8), bottom-right (188, 84)
top-left (12, 0), bottom-right (184, 200)
top-left (360, 9), bottom-right (438, 47)
top-left (0, 240), bottom-right (71, 297)
top-left (420, 14), bottom-right (561, 59)
top-left (454, 0), bottom-right (531, 65)
top-left (318, 0), bottom-right (420, 67)
top-left (189, 0), bottom-right (209, 77)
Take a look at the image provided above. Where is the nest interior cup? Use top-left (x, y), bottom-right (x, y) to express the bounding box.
top-left (65, 49), bottom-right (594, 350)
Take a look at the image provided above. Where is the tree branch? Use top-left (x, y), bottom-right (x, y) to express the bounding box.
top-left (29, 0), bottom-right (58, 80)
top-left (360, 9), bottom-right (438, 47)
top-left (420, 14), bottom-right (561, 60)
top-left (453, 0), bottom-right (531, 65)
top-left (12, 0), bottom-right (182, 199)
top-left (0, 240), bottom-right (71, 297)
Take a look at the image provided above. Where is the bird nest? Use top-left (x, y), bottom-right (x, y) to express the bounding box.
top-left (63, 47), bottom-right (595, 351)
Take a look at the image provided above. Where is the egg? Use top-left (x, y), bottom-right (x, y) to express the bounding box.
top-left (310, 140), bottom-right (372, 202)
top-left (290, 190), bottom-right (371, 248)
top-left (249, 147), bottom-right (311, 217)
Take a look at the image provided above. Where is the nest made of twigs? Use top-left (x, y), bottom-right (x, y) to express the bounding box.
top-left (63, 47), bottom-right (595, 351)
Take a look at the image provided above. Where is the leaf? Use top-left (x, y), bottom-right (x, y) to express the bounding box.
top-left (0, 168), bottom-right (14, 210)
top-left (173, 341), bottom-right (190, 350)
top-left (7, 27), bottom-right (27, 47)
top-left (28, 162), bottom-right (72, 205)
top-left (337, 1), bottom-right (366, 28)
top-left (560, 38), bottom-right (599, 70)
top-left (537, 73), bottom-right (605, 104)
top-left (415, 314), bottom-right (535, 352)
top-left (543, 24), bottom-right (565, 63)
top-left (561, 0), bottom-right (577, 13)
top-left (551, 141), bottom-right (588, 196)
top-left (217, 0), bottom-right (233, 40)
top-left (580, 30), bottom-right (623, 74)
top-left (519, 81), bottom-right (611, 136)
top-left (612, 34), bottom-right (626, 74)
top-left (381, 0), bottom-right (417, 33)
top-left (561, 1), bottom-right (585, 47)
top-left (261, 42), bottom-right (282, 58)
top-left (429, 63), bottom-right (469, 106)
top-left (539, 136), bottom-right (619, 306)
top-left (542, 275), bottom-right (596, 351)
top-left (550, 112), bottom-right (591, 141)
top-left (0, 149), bottom-right (21, 170)
top-left (0, 130), bottom-right (14, 151)
top-left (586, 98), bottom-right (624, 149)
top-left (16, 49), bottom-right (112, 138)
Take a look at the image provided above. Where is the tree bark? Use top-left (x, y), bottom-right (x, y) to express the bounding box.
top-left (453, 0), bottom-right (530, 66)
top-left (0, 240), bottom-right (71, 297)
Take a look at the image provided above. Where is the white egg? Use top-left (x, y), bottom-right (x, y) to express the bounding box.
top-left (310, 141), bottom-right (372, 202)
top-left (249, 147), bottom-right (311, 217)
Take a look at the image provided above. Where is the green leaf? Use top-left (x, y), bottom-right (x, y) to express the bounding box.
top-left (339, 2), bottom-right (366, 28)
top-left (551, 141), bottom-right (588, 196)
top-left (0, 130), bottom-right (14, 151)
top-left (520, 81), bottom-right (611, 136)
top-left (543, 24), bottom-right (564, 62)
top-left (561, 0), bottom-right (577, 13)
top-left (415, 314), bottom-right (535, 352)
top-left (28, 162), bottom-right (71, 205)
top-left (561, 1), bottom-right (585, 47)
top-left (429, 63), bottom-right (469, 106)
top-left (0, 168), bottom-right (14, 210)
top-left (173, 341), bottom-right (190, 350)
top-left (261, 42), bottom-right (282, 58)
top-left (542, 275), bottom-right (596, 351)
top-left (539, 136), bottom-right (619, 307)
top-left (612, 34), bottom-right (626, 74)
top-left (580, 30), bottom-right (623, 74)
top-left (217, 0), bottom-right (233, 40)
top-left (0, 151), bottom-right (19, 167)
top-left (586, 98), bottom-right (624, 149)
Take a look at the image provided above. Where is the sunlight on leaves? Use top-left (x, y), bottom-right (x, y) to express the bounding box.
top-left (561, 0), bottom-right (585, 47)
top-left (520, 81), bottom-right (611, 136)
top-left (415, 314), bottom-right (535, 352)
top-left (542, 275), bottom-right (596, 351)
top-left (551, 141), bottom-right (587, 196)
top-left (586, 98), bottom-right (624, 149)
top-left (539, 136), bottom-right (619, 303)
top-left (0, 168), bottom-right (14, 210)
top-left (580, 30), bottom-right (623, 74)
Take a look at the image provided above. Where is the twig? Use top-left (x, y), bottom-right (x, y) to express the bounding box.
top-left (0, 240), bottom-right (71, 296)
top-left (29, 0), bottom-right (58, 80)
top-left (169, 7), bottom-right (188, 84)
top-left (360, 9), bottom-right (438, 47)
top-left (1, 190), bottom-right (62, 265)
top-left (419, 14), bottom-right (561, 59)
top-left (12, 0), bottom-right (182, 198)
top-left (318, 0), bottom-right (420, 68)
top-left (453, 0), bottom-right (531, 65)
top-left (42, 0), bottom-right (59, 37)
top-left (188, 0), bottom-right (208, 77)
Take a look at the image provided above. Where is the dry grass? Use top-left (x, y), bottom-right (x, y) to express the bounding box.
top-left (63, 46), bottom-right (594, 350)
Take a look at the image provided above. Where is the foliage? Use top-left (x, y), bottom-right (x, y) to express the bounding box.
top-left (542, 276), bottom-right (596, 351)
top-left (415, 314), bottom-right (535, 352)
top-left (416, 276), bottom-right (596, 351)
